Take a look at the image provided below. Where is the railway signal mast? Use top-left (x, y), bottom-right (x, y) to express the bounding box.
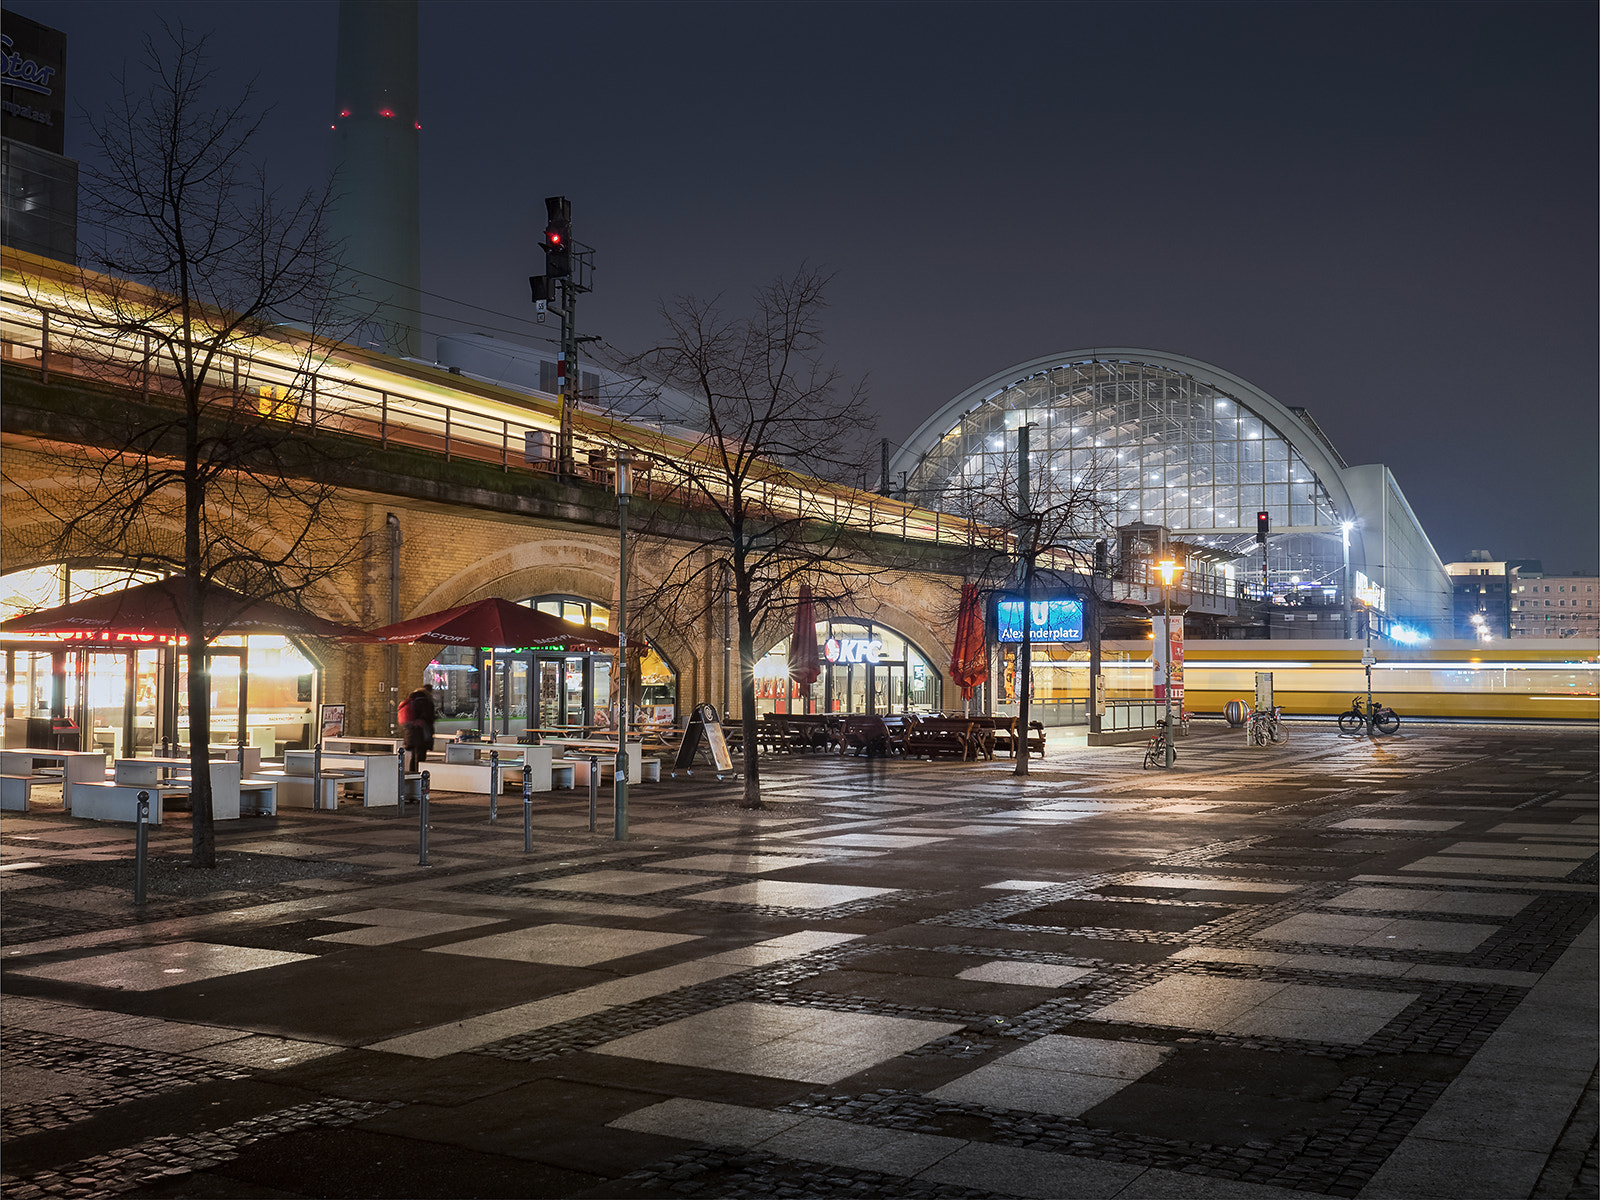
top-left (530, 196), bottom-right (596, 475)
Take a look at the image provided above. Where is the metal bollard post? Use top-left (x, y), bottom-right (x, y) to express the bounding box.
top-left (396, 746), bottom-right (407, 816)
top-left (588, 755), bottom-right (599, 833)
top-left (313, 743), bottom-right (324, 810)
top-left (418, 770), bottom-right (430, 865)
top-left (489, 749), bottom-right (499, 824)
top-left (133, 791), bottom-right (150, 905)
top-left (522, 768), bottom-right (533, 853)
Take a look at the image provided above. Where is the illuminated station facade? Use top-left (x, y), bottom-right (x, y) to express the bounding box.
top-left (889, 348), bottom-right (1452, 644)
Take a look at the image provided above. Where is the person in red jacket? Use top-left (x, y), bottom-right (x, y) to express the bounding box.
top-left (400, 685), bottom-right (437, 772)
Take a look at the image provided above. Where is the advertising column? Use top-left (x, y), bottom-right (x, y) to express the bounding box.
top-left (1152, 615), bottom-right (1185, 710)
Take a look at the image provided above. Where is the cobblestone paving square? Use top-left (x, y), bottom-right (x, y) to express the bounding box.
top-left (1, 725), bottom-right (1594, 1200)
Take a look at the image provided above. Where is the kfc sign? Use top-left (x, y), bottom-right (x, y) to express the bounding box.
top-left (823, 637), bottom-right (882, 664)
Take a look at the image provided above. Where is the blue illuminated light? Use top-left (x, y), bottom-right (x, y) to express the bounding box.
top-left (996, 596), bottom-right (1084, 643)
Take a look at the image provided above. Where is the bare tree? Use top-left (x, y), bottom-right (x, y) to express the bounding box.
top-left (937, 444), bottom-right (1120, 775)
top-left (4, 25), bottom-right (363, 865)
top-left (605, 268), bottom-right (885, 808)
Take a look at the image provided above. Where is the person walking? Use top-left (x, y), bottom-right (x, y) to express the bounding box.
top-left (400, 685), bottom-right (437, 772)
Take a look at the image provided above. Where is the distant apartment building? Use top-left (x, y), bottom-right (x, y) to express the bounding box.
top-left (1511, 572), bottom-right (1599, 640)
top-left (1444, 552), bottom-right (1598, 640)
top-left (1447, 553), bottom-right (1522, 639)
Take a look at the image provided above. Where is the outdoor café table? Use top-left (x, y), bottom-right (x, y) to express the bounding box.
top-left (542, 738), bottom-right (645, 782)
top-left (322, 736), bottom-right (402, 756)
top-left (0, 748), bottom-right (109, 814)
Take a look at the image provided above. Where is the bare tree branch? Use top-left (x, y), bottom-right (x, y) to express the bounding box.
top-left (602, 268), bottom-right (884, 808)
top-left (4, 25), bottom-right (366, 866)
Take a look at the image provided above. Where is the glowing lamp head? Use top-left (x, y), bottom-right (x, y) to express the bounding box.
top-left (1156, 559), bottom-right (1182, 587)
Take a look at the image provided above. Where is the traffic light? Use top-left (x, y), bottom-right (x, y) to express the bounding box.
top-left (1257, 511), bottom-right (1270, 543)
top-left (542, 195), bottom-right (571, 279)
top-left (1093, 539), bottom-right (1109, 577)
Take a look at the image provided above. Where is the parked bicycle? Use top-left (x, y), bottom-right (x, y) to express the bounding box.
top-left (1143, 720), bottom-right (1176, 769)
top-left (1246, 705), bottom-right (1288, 746)
top-left (1338, 695), bottom-right (1400, 735)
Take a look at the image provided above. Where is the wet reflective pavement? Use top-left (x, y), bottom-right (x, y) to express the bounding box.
top-left (2, 723), bottom-right (1595, 1199)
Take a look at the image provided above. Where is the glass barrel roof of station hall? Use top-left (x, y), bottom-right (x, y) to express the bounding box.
top-left (902, 360), bottom-right (1340, 552)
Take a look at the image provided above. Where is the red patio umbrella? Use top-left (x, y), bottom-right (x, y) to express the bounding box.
top-left (787, 584), bottom-right (821, 691)
top-left (0, 576), bottom-right (362, 639)
top-left (350, 596), bottom-right (618, 649)
top-left (949, 583), bottom-right (989, 703)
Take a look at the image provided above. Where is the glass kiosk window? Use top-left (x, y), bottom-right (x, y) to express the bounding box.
top-left (754, 621), bottom-right (942, 716)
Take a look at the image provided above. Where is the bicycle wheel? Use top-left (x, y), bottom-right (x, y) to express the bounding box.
top-left (1374, 710), bottom-right (1400, 735)
top-left (1143, 743), bottom-right (1160, 769)
top-left (1269, 719), bottom-right (1288, 744)
top-left (1337, 710), bottom-right (1364, 734)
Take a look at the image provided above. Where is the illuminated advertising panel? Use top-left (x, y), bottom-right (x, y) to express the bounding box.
top-left (995, 596), bottom-right (1083, 643)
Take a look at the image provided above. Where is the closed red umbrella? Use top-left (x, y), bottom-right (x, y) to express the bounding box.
top-left (0, 576), bottom-right (362, 639)
top-left (351, 596), bottom-right (618, 649)
top-left (787, 584), bottom-right (821, 690)
top-left (949, 583), bottom-right (988, 702)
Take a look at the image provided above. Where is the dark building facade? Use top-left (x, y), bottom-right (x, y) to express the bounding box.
top-left (1, 10), bottom-right (77, 264)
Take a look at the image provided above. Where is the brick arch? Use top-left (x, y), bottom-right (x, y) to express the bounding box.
top-left (0, 469), bottom-right (363, 624)
top-left (750, 586), bottom-right (954, 678)
top-left (401, 531), bottom-right (701, 703)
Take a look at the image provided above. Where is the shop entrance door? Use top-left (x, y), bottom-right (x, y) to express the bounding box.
top-left (884, 664), bottom-right (907, 713)
top-left (526, 655), bottom-right (595, 729)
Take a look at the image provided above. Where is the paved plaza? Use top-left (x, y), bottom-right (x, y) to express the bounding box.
top-left (1, 724), bottom-right (1595, 1199)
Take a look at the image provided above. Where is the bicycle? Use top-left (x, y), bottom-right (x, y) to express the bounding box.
top-left (1246, 705), bottom-right (1288, 746)
top-left (1143, 720), bottom-right (1176, 769)
top-left (1338, 695), bottom-right (1400, 736)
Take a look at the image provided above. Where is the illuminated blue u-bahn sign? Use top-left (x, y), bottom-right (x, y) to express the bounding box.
top-left (995, 595), bottom-right (1084, 643)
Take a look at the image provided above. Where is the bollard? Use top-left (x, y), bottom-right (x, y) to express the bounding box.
top-left (396, 746), bottom-right (407, 816)
top-left (133, 791), bottom-right (150, 905)
top-left (418, 770), bottom-right (430, 865)
top-left (588, 755), bottom-right (599, 833)
top-left (489, 749), bottom-right (500, 824)
top-left (614, 745), bottom-right (628, 842)
top-left (313, 743), bottom-right (324, 810)
top-left (522, 768), bottom-right (533, 853)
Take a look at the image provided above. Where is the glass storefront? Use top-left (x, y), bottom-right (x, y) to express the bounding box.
top-left (754, 621), bottom-right (942, 716)
top-left (425, 594), bottom-right (678, 736)
top-left (2, 566), bottom-right (319, 755)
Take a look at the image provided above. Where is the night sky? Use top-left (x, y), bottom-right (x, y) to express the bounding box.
top-left (12, 0), bottom-right (1598, 574)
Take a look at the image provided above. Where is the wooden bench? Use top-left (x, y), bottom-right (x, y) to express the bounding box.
top-left (838, 715), bottom-right (892, 757)
top-left (905, 717), bottom-right (978, 760)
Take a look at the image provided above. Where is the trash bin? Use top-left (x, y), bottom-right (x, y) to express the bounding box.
top-left (1224, 700), bottom-right (1247, 727)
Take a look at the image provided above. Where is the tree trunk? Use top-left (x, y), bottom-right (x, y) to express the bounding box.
top-left (185, 578), bottom-right (216, 867)
top-left (736, 590), bottom-right (763, 809)
top-left (1087, 575), bottom-right (1102, 737)
top-left (1014, 562), bottom-right (1032, 778)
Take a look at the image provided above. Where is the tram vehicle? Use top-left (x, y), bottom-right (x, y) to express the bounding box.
top-left (1082, 640), bottom-right (1600, 722)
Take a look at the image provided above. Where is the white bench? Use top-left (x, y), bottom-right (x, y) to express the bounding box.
top-left (239, 778), bottom-right (278, 815)
top-left (1, 773), bottom-right (35, 811)
top-left (262, 750), bottom-right (399, 810)
top-left (425, 743), bottom-right (557, 794)
top-left (73, 759), bottom-right (241, 826)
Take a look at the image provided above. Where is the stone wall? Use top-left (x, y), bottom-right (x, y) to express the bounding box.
top-left (3, 445), bottom-right (963, 737)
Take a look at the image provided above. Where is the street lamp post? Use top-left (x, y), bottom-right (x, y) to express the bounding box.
top-left (1156, 557), bottom-right (1183, 768)
top-left (614, 452), bottom-right (632, 840)
top-left (1341, 521), bottom-right (1354, 640)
